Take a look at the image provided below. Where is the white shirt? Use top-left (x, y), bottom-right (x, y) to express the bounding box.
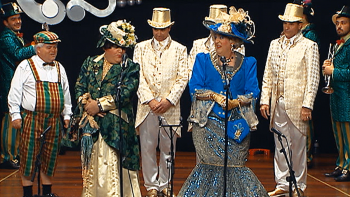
top-left (8, 55), bottom-right (72, 121)
top-left (152, 36), bottom-right (170, 55)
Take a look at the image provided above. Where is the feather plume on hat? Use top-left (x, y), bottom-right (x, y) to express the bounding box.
top-left (206, 6), bottom-right (255, 44)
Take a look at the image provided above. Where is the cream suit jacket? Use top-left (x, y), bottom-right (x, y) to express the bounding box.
top-left (133, 37), bottom-right (188, 135)
top-left (188, 37), bottom-right (212, 74)
top-left (260, 33), bottom-right (320, 135)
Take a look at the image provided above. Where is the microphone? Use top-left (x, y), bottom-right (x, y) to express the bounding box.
top-left (220, 56), bottom-right (227, 71)
top-left (220, 56), bottom-right (230, 86)
top-left (117, 53), bottom-right (128, 90)
top-left (159, 116), bottom-right (163, 127)
top-left (271, 127), bottom-right (286, 138)
top-left (41, 126), bottom-right (52, 138)
top-left (121, 53), bottom-right (128, 70)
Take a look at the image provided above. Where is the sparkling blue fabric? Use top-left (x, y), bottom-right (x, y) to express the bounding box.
top-left (302, 23), bottom-right (320, 48)
top-left (178, 113), bottom-right (268, 197)
top-left (0, 27), bottom-right (35, 113)
top-left (179, 53), bottom-right (267, 196)
top-left (331, 38), bottom-right (350, 121)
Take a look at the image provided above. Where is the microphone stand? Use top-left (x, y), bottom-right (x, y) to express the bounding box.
top-left (275, 131), bottom-right (301, 197)
top-left (31, 126), bottom-right (52, 197)
top-left (158, 116), bottom-right (182, 197)
top-left (221, 56), bottom-right (231, 197)
top-left (116, 54), bottom-right (127, 197)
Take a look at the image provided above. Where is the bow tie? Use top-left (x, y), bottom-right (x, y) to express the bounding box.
top-left (336, 39), bottom-right (345, 45)
top-left (16, 32), bottom-right (23, 38)
top-left (43, 62), bottom-right (55, 66)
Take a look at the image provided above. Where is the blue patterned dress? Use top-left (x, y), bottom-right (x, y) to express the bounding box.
top-left (178, 52), bottom-right (268, 197)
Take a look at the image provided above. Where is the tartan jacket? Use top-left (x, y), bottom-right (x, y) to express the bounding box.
top-left (0, 27), bottom-right (35, 113)
top-left (260, 32), bottom-right (320, 135)
top-left (330, 38), bottom-right (350, 122)
top-left (133, 37), bottom-right (188, 135)
top-left (75, 54), bottom-right (140, 170)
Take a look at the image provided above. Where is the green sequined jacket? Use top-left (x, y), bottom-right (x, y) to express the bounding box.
top-left (330, 39), bottom-right (350, 122)
top-left (0, 27), bottom-right (35, 113)
top-left (75, 54), bottom-right (140, 170)
top-left (302, 23), bottom-right (320, 48)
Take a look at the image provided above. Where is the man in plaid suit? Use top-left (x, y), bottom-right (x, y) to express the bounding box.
top-left (8, 31), bottom-right (72, 197)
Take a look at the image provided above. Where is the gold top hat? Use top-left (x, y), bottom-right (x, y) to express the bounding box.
top-left (148, 8), bottom-right (174, 29)
top-left (278, 3), bottom-right (303, 22)
top-left (204, 4), bottom-right (227, 22)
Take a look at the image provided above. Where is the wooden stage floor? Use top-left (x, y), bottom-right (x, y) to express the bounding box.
top-left (1, 151), bottom-right (350, 197)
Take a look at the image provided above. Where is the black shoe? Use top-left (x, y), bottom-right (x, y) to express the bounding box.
top-left (33, 193), bottom-right (59, 197)
top-left (335, 170), bottom-right (350, 182)
top-left (32, 194), bottom-right (59, 197)
top-left (45, 194), bottom-right (59, 197)
top-left (325, 167), bottom-right (342, 177)
top-left (0, 159), bottom-right (20, 169)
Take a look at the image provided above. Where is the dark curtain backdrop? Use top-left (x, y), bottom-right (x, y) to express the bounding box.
top-left (1, 0), bottom-right (348, 153)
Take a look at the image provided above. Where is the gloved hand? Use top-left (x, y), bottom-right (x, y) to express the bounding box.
top-left (196, 91), bottom-right (240, 110)
top-left (227, 99), bottom-right (240, 110)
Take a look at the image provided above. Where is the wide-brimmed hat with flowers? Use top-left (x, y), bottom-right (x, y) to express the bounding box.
top-left (147, 8), bottom-right (174, 29)
top-left (97, 20), bottom-right (137, 48)
top-left (204, 6), bottom-right (255, 44)
top-left (332, 5), bottom-right (350, 24)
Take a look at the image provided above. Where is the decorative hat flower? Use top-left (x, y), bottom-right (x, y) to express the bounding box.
top-left (206, 6), bottom-right (255, 44)
top-left (97, 20), bottom-right (137, 48)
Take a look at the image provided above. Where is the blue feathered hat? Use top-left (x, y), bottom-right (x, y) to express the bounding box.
top-left (204, 6), bottom-right (255, 44)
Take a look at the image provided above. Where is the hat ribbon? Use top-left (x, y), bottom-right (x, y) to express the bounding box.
top-left (210, 23), bottom-right (247, 40)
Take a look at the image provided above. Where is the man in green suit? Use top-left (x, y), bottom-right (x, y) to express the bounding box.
top-left (323, 5), bottom-right (350, 182)
top-left (0, 2), bottom-right (35, 169)
top-left (76, 20), bottom-right (141, 196)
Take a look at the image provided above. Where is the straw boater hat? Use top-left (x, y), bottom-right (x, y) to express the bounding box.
top-left (278, 3), bottom-right (304, 22)
top-left (0, 2), bottom-right (23, 19)
top-left (147, 8), bottom-right (174, 29)
top-left (204, 6), bottom-right (255, 44)
top-left (332, 5), bottom-right (350, 24)
top-left (204, 4), bottom-right (227, 25)
top-left (97, 20), bottom-right (137, 48)
top-left (33, 31), bottom-right (61, 44)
